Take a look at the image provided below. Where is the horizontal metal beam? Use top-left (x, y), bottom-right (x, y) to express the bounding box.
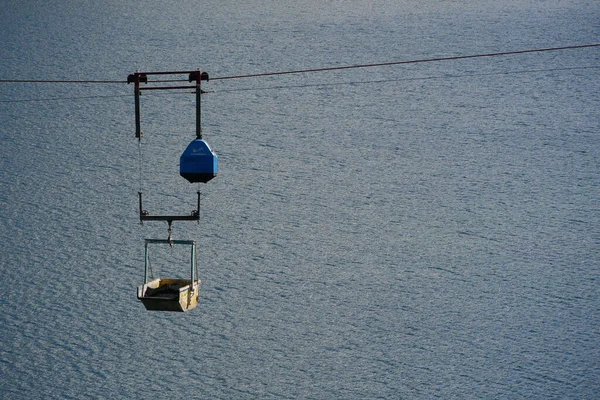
top-left (140, 214), bottom-right (199, 222)
top-left (145, 239), bottom-right (195, 245)
top-left (138, 192), bottom-right (200, 223)
top-left (138, 85), bottom-right (197, 91)
top-left (136, 70), bottom-right (199, 76)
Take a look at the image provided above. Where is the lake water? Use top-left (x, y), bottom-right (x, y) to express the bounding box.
top-left (1, 1), bottom-right (599, 398)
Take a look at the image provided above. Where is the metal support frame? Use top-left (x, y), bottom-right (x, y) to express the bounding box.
top-left (129, 69), bottom-right (209, 237)
top-left (138, 191), bottom-right (200, 223)
top-left (143, 239), bottom-right (198, 285)
top-left (127, 69), bottom-right (209, 140)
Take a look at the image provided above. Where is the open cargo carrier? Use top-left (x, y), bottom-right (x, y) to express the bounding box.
top-left (137, 239), bottom-right (200, 312)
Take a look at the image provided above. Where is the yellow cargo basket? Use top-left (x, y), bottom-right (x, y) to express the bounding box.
top-left (137, 239), bottom-right (200, 312)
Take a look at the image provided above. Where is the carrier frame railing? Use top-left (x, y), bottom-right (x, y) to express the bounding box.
top-left (143, 239), bottom-right (198, 285)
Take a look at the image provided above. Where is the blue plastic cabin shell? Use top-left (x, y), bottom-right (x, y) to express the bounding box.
top-left (180, 139), bottom-right (218, 183)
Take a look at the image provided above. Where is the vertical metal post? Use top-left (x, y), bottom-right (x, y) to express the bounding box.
top-left (197, 191), bottom-right (201, 223)
top-left (194, 241), bottom-right (199, 286)
top-left (138, 192), bottom-right (143, 222)
top-left (134, 76), bottom-right (142, 139)
top-left (191, 242), bottom-right (195, 284)
top-left (196, 70), bottom-right (202, 139)
top-left (144, 242), bottom-right (149, 284)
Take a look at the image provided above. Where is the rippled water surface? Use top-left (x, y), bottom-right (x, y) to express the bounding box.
top-left (1, 1), bottom-right (599, 398)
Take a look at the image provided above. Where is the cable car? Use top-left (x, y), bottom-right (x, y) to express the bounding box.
top-left (137, 239), bottom-right (200, 312)
top-left (180, 138), bottom-right (218, 183)
top-left (129, 70), bottom-right (213, 312)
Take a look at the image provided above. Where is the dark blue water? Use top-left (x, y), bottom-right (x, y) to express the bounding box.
top-left (1, 1), bottom-right (599, 398)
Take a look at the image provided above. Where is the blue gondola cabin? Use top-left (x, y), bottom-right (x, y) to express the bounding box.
top-left (180, 139), bottom-right (218, 183)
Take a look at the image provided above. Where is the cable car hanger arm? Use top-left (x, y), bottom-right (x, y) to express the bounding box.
top-left (138, 191), bottom-right (201, 223)
top-left (128, 70), bottom-right (208, 139)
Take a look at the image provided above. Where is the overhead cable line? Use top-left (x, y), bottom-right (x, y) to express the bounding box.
top-left (0, 78), bottom-right (186, 84)
top-left (212, 43), bottom-right (600, 80)
top-left (0, 43), bottom-right (598, 86)
top-left (213, 65), bottom-right (600, 93)
top-left (1, 65), bottom-right (597, 103)
top-left (0, 94), bottom-right (131, 103)
top-left (0, 79), bottom-right (126, 84)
